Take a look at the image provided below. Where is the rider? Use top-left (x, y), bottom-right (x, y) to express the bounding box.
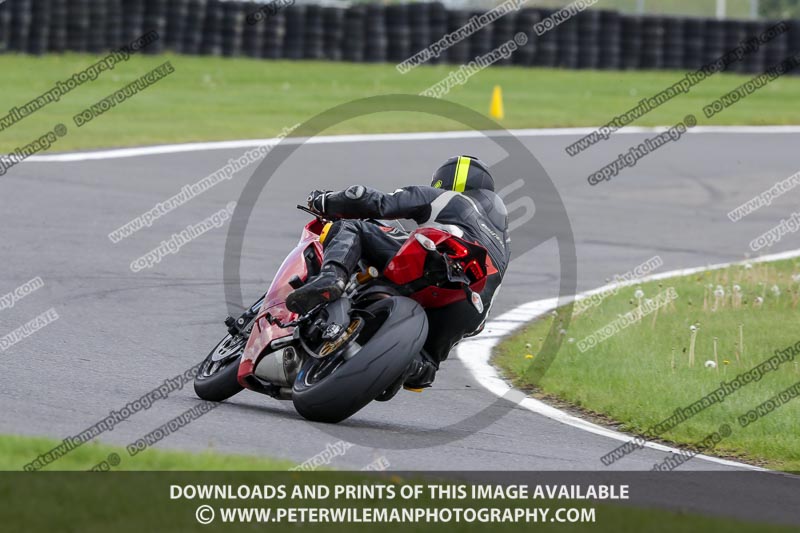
top-left (286, 155), bottom-right (510, 397)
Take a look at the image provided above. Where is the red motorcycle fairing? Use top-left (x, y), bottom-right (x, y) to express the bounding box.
top-left (237, 220), bottom-right (496, 389)
top-left (237, 219), bottom-right (325, 388)
top-left (384, 227), bottom-right (497, 309)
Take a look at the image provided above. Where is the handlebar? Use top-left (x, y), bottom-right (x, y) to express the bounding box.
top-left (296, 204), bottom-right (340, 223)
top-left (296, 204), bottom-right (319, 218)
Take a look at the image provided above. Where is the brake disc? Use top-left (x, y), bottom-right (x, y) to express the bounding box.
top-left (318, 317), bottom-right (364, 358)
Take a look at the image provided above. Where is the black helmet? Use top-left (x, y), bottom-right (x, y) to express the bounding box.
top-left (431, 155), bottom-right (494, 193)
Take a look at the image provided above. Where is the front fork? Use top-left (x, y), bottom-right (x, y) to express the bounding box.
top-left (225, 295), bottom-right (264, 337)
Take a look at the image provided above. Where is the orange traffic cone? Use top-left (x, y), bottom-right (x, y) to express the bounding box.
top-left (489, 85), bottom-right (504, 120)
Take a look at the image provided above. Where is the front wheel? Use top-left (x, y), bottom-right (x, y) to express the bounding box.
top-left (292, 296), bottom-right (429, 423)
top-left (194, 333), bottom-right (245, 401)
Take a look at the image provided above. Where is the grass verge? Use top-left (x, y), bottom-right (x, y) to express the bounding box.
top-left (494, 256), bottom-right (800, 471)
top-left (2, 438), bottom-right (794, 531)
top-left (0, 434), bottom-right (294, 470)
top-left (2, 54), bottom-right (800, 152)
top-left (0, 437), bottom-right (795, 533)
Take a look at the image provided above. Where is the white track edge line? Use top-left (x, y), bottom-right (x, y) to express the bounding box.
top-left (24, 125), bottom-right (800, 162)
top-left (457, 248), bottom-right (800, 471)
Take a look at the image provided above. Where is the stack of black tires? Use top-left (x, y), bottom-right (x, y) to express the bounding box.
top-left (493, 8), bottom-right (519, 66)
top-left (409, 3), bottom-right (431, 62)
top-left (597, 10), bottom-right (621, 69)
top-left (427, 2), bottom-right (447, 64)
top-left (682, 17), bottom-right (706, 69)
top-left (386, 4), bottom-right (410, 62)
top-left (241, 4), bottom-right (263, 58)
top-left (468, 10), bottom-right (494, 61)
top-left (181, 0), bottom-right (206, 55)
top-left (445, 9), bottom-right (470, 65)
top-left (640, 16), bottom-right (665, 69)
top-left (200, 0), bottom-right (223, 56)
top-left (342, 4), bottom-right (364, 62)
top-left (365, 4), bottom-right (387, 62)
top-left (556, 10), bottom-right (579, 69)
top-left (533, 10), bottom-right (557, 67)
top-left (620, 15), bottom-right (642, 69)
top-left (220, 1), bottom-right (244, 57)
top-left (662, 16), bottom-right (684, 69)
top-left (142, 0), bottom-right (166, 54)
top-left (1, 0), bottom-right (799, 76)
top-left (576, 9), bottom-right (600, 69)
top-left (263, 6), bottom-right (286, 59)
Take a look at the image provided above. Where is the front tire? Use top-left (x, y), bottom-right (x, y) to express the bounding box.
top-left (292, 296), bottom-right (429, 423)
top-left (194, 333), bottom-right (245, 401)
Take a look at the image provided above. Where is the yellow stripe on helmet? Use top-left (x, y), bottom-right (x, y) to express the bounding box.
top-left (453, 156), bottom-right (471, 192)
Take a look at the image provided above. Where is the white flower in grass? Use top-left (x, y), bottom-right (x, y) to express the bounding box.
top-left (705, 360), bottom-right (717, 369)
top-left (559, 329), bottom-right (567, 336)
top-left (689, 325), bottom-right (697, 332)
top-left (771, 285), bottom-right (781, 296)
top-left (634, 289), bottom-right (644, 299)
top-left (744, 263), bottom-right (753, 270)
top-left (755, 296), bottom-right (764, 305)
top-left (792, 273), bottom-right (800, 283)
top-left (714, 286), bottom-right (725, 298)
top-left (733, 284), bottom-right (741, 293)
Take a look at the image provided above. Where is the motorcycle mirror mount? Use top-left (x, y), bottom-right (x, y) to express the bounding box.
top-left (464, 286), bottom-right (484, 314)
top-left (414, 233), bottom-right (437, 251)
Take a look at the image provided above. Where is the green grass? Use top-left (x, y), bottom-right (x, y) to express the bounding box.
top-left (0, 437), bottom-right (795, 533)
top-left (0, 434), bottom-right (294, 471)
top-left (494, 257), bottom-right (800, 471)
top-left (539, 0), bottom-right (756, 18)
top-left (2, 441), bottom-right (795, 532)
top-left (2, 53), bottom-right (800, 152)
top-left (5, 482), bottom-right (795, 533)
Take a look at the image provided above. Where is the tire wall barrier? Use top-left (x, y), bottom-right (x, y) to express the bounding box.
top-left (0, 0), bottom-right (798, 75)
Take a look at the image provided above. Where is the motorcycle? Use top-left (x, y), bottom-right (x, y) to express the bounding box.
top-left (194, 205), bottom-right (496, 423)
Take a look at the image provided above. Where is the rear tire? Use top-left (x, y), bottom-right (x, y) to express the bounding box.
top-left (194, 333), bottom-right (245, 402)
top-left (292, 296), bottom-right (429, 423)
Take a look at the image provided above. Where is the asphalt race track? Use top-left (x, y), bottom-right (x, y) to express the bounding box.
top-left (2, 129), bottom-right (800, 523)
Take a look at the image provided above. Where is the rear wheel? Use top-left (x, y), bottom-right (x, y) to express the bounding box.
top-left (292, 296), bottom-right (429, 423)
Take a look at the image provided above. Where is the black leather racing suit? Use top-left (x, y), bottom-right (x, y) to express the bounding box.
top-left (319, 184), bottom-right (510, 367)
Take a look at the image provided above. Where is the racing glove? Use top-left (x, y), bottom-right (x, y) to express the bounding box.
top-left (306, 190), bottom-right (331, 214)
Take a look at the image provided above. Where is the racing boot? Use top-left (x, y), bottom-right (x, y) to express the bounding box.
top-left (375, 355), bottom-right (438, 402)
top-left (403, 356), bottom-right (438, 392)
top-left (286, 264), bottom-right (348, 315)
